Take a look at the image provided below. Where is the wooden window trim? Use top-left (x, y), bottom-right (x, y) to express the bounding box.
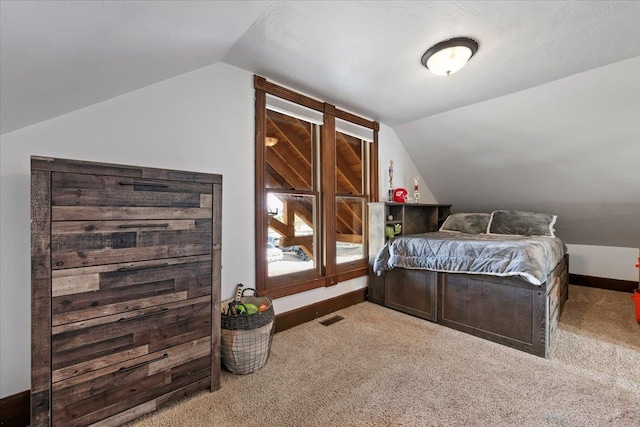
top-left (322, 106), bottom-right (337, 280)
top-left (254, 87), bottom-right (268, 288)
top-left (254, 76), bottom-right (379, 299)
top-left (254, 76), bottom-right (378, 130)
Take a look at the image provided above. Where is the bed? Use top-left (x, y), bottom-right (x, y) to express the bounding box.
top-left (370, 211), bottom-right (569, 358)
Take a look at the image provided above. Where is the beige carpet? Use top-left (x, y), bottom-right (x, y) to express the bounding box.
top-left (128, 285), bottom-right (640, 426)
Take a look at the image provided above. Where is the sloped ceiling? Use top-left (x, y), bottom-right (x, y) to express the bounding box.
top-left (0, 0), bottom-right (272, 134)
top-left (222, 1), bottom-right (640, 126)
top-left (394, 56), bottom-right (640, 248)
top-left (1, 1), bottom-right (639, 247)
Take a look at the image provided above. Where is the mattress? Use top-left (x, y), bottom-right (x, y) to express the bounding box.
top-left (373, 231), bottom-right (565, 285)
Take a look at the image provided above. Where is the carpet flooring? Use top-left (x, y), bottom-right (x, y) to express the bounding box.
top-left (127, 285), bottom-right (640, 426)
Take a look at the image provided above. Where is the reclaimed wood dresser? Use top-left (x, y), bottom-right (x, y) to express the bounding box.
top-left (30, 156), bottom-right (222, 426)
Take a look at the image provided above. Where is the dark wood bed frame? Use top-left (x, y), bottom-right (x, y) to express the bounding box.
top-left (368, 255), bottom-right (569, 358)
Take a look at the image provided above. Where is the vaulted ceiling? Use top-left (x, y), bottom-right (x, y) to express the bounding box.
top-left (2, 1), bottom-right (639, 247)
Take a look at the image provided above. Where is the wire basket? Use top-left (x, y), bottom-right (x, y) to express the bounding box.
top-left (221, 288), bottom-right (275, 375)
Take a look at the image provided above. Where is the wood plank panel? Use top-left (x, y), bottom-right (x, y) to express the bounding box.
top-left (150, 318), bottom-right (211, 353)
top-left (52, 223), bottom-right (211, 250)
top-left (52, 273), bottom-right (100, 297)
top-left (52, 301), bottom-right (211, 382)
top-left (385, 269), bottom-right (437, 321)
top-left (534, 286), bottom-right (547, 355)
top-left (56, 335), bottom-right (141, 372)
top-left (53, 362), bottom-right (159, 410)
top-left (147, 337), bottom-right (211, 375)
top-left (200, 194), bottom-right (212, 208)
top-left (440, 275), bottom-right (469, 325)
top-left (52, 206), bottom-right (212, 221)
top-left (54, 279), bottom-right (175, 315)
top-left (31, 156), bottom-right (222, 184)
top-left (51, 337), bottom-right (210, 392)
top-left (53, 188), bottom-right (203, 208)
top-left (52, 219), bottom-right (197, 234)
top-left (170, 355), bottom-right (210, 384)
top-left (89, 400), bottom-right (156, 427)
top-left (52, 225), bottom-right (212, 269)
top-left (31, 168), bottom-right (52, 426)
top-left (32, 157), bottom-right (144, 180)
top-left (53, 292), bottom-right (188, 327)
top-left (53, 345), bottom-right (150, 384)
top-left (210, 182), bottom-right (222, 392)
top-left (512, 286), bottom-right (534, 343)
top-left (55, 372), bottom-right (169, 426)
top-left (96, 268), bottom-right (209, 297)
top-left (52, 295), bottom-right (211, 335)
top-left (52, 258), bottom-right (211, 323)
top-left (438, 273), bottom-right (549, 357)
top-left (51, 254), bottom-right (210, 278)
top-left (493, 284), bottom-right (516, 338)
top-left (51, 171), bottom-right (215, 194)
top-left (465, 280), bottom-right (493, 330)
top-left (59, 377), bottom-right (212, 427)
top-left (154, 376), bottom-right (210, 409)
top-left (53, 304), bottom-right (208, 357)
top-left (443, 275), bottom-right (537, 344)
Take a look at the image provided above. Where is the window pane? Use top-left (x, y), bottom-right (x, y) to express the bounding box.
top-left (267, 193), bottom-right (317, 276)
top-left (335, 196), bottom-right (366, 263)
top-left (266, 109), bottom-right (315, 191)
top-left (335, 131), bottom-right (363, 195)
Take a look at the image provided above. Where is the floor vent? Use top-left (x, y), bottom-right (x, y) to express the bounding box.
top-left (319, 315), bottom-right (344, 326)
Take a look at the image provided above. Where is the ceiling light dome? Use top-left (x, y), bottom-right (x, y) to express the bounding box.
top-left (421, 37), bottom-right (478, 76)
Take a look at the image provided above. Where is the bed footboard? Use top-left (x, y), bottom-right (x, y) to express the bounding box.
top-left (437, 274), bottom-right (548, 356)
top-left (369, 256), bottom-right (569, 358)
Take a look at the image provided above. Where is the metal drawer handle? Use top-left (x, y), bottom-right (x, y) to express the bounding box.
top-left (118, 263), bottom-right (169, 272)
top-left (118, 308), bottom-right (169, 322)
top-left (119, 181), bottom-right (169, 188)
top-left (118, 353), bottom-right (169, 373)
top-left (118, 223), bottom-right (169, 229)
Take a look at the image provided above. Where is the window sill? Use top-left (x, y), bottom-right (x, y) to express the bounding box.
top-left (260, 266), bottom-right (369, 300)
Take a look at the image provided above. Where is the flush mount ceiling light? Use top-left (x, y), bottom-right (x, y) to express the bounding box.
top-left (265, 137), bottom-right (278, 147)
top-left (421, 37), bottom-right (478, 76)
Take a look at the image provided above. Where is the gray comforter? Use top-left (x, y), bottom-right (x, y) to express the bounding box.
top-left (373, 232), bottom-right (565, 285)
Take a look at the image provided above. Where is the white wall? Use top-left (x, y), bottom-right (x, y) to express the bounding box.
top-left (566, 244), bottom-right (639, 282)
top-left (377, 124), bottom-right (436, 204)
top-left (0, 62), bottom-right (254, 397)
top-left (0, 62), bottom-right (429, 398)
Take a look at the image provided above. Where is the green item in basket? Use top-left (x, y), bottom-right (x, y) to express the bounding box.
top-left (244, 303), bottom-right (259, 314)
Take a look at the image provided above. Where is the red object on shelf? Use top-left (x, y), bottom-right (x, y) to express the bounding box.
top-left (632, 289), bottom-right (640, 324)
top-left (393, 188), bottom-right (408, 203)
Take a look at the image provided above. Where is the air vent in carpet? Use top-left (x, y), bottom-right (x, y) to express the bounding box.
top-left (319, 315), bottom-right (344, 326)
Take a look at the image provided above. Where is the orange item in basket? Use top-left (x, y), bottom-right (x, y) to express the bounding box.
top-left (632, 289), bottom-right (640, 324)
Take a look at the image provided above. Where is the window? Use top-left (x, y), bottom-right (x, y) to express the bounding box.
top-left (254, 76), bottom-right (379, 298)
